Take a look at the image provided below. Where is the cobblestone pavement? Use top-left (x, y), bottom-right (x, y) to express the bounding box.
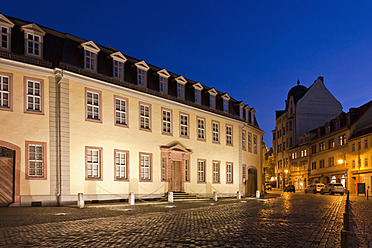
top-left (349, 195), bottom-right (372, 248)
top-left (0, 193), bottom-right (348, 247)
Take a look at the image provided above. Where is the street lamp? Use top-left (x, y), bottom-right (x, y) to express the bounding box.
top-left (284, 169), bottom-right (289, 188)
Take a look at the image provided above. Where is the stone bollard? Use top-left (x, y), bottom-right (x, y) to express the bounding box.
top-left (256, 190), bottom-right (260, 199)
top-left (129, 192), bottom-right (135, 205)
top-left (213, 191), bottom-right (218, 201)
top-left (77, 193), bottom-right (84, 209)
top-left (168, 192), bottom-right (174, 203)
top-left (237, 191), bottom-right (241, 200)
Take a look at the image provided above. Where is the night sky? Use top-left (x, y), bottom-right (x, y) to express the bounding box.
top-left (3, 1), bottom-right (372, 147)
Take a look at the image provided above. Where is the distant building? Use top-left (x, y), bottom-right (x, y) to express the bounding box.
top-left (0, 14), bottom-right (264, 206)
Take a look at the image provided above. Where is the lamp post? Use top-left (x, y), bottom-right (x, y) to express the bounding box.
top-left (338, 156), bottom-right (347, 189)
top-left (284, 169), bottom-right (289, 188)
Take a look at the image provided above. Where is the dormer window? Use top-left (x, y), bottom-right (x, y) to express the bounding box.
top-left (244, 105), bottom-right (250, 122)
top-left (251, 108), bottom-right (256, 124)
top-left (157, 69), bottom-right (170, 94)
top-left (110, 51), bottom-right (127, 80)
top-left (0, 15), bottom-right (14, 51)
top-left (21, 23), bottom-right (45, 58)
top-left (175, 76), bottom-right (187, 99)
top-left (222, 93), bottom-right (230, 113)
top-left (81, 41), bottom-right (100, 72)
top-left (192, 82), bottom-right (203, 104)
top-left (135, 61), bottom-right (150, 87)
top-left (240, 106), bottom-right (243, 118)
top-left (335, 120), bottom-right (340, 129)
top-left (208, 88), bottom-right (217, 108)
top-left (325, 125), bottom-right (330, 134)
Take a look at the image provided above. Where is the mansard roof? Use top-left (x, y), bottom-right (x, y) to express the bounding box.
top-left (0, 14), bottom-right (261, 130)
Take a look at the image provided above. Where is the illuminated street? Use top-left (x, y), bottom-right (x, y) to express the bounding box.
top-left (3, 192), bottom-right (369, 247)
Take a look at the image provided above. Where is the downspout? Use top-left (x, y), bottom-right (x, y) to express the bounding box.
top-left (55, 69), bottom-right (64, 206)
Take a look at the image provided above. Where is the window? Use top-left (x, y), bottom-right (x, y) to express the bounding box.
top-left (162, 108), bottom-right (172, 135)
top-left (1, 26), bottom-right (10, 50)
top-left (162, 157), bottom-right (166, 181)
top-left (210, 94), bottom-right (215, 108)
top-left (245, 109), bottom-right (249, 122)
top-left (195, 89), bottom-right (201, 104)
top-left (326, 126), bottom-right (330, 134)
top-left (140, 153), bottom-right (152, 181)
top-left (185, 159), bottom-right (190, 182)
top-left (253, 135), bottom-right (257, 154)
top-left (26, 33), bottom-right (42, 57)
top-left (0, 72), bottom-right (12, 110)
top-left (85, 146), bottom-right (102, 180)
top-left (115, 96), bottom-right (128, 127)
top-left (24, 77), bottom-right (44, 114)
top-left (319, 159), bottom-right (325, 168)
top-left (352, 160), bottom-right (355, 169)
top-left (242, 130), bottom-right (246, 150)
top-left (180, 113), bottom-right (189, 137)
top-left (113, 60), bottom-right (124, 79)
top-left (137, 68), bottom-right (147, 86)
top-left (85, 50), bottom-right (96, 71)
top-left (328, 157), bottom-right (334, 167)
top-left (242, 165), bottom-right (246, 182)
top-left (239, 106), bottom-right (243, 119)
top-left (226, 163), bottom-right (233, 183)
top-left (365, 158), bottom-right (368, 167)
top-left (85, 88), bottom-right (101, 122)
top-left (358, 141), bottom-right (361, 150)
top-left (365, 139), bottom-right (368, 149)
top-left (177, 83), bottom-right (184, 98)
top-left (198, 159), bottom-right (206, 183)
top-left (335, 121), bottom-right (340, 129)
top-left (248, 133), bottom-right (252, 152)
top-left (319, 142), bottom-right (326, 152)
top-left (311, 162), bottom-right (316, 170)
top-left (223, 99), bottom-right (229, 112)
top-left (26, 141), bottom-right (47, 179)
top-left (139, 103), bottom-right (151, 131)
top-left (213, 161), bottom-right (220, 183)
top-left (212, 121), bottom-right (220, 143)
top-left (339, 135), bottom-right (346, 146)
top-left (197, 117), bottom-right (206, 141)
top-left (358, 158), bottom-right (362, 168)
top-left (115, 150), bottom-right (129, 180)
top-left (160, 76), bottom-right (167, 93)
top-left (289, 120), bottom-right (293, 130)
top-left (226, 125), bottom-right (233, 146)
top-left (352, 143), bottom-right (355, 152)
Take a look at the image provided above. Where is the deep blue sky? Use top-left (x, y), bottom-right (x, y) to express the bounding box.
top-left (3, 1), bottom-right (372, 147)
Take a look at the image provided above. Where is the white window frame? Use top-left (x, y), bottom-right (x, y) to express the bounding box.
top-left (115, 97), bottom-right (127, 126)
top-left (87, 149), bottom-right (100, 178)
top-left (115, 151), bottom-right (128, 180)
top-left (28, 144), bottom-right (44, 177)
top-left (242, 130), bottom-right (246, 150)
top-left (197, 117), bottom-right (205, 140)
top-left (87, 91), bottom-right (100, 120)
top-left (113, 60), bottom-right (124, 79)
top-left (26, 80), bottom-right (42, 112)
top-left (140, 103), bottom-right (151, 130)
top-left (226, 163), bottom-right (233, 183)
top-left (0, 74), bottom-right (10, 108)
top-left (212, 121), bottom-right (220, 143)
top-left (1, 26), bottom-right (11, 51)
top-left (26, 33), bottom-right (42, 57)
top-left (140, 154), bottom-right (151, 180)
top-left (198, 160), bottom-right (205, 183)
top-left (137, 68), bottom-right (147, 86)
top-left (195, 89), bottom-right (201, 104)
top-left (162, 109), bottom-right (172, 135)
top-left (253, 135), bottom-right (257, 154)
top-left (160, 76), bottom-right (167, 93)
top-left (210, 94), bottom-right (216, 108)
top-left (180, 113), bottom-right (189, 137)
top-left (85, 50), bottom-right (97, 71)
top-left (226, 125), bottom-right (233, 146)
top-left (213, 161), bottom-right (220, 183)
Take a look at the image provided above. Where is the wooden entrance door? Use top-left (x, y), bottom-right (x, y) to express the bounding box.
top-left (246, 168), bottom-right (257, 196)
top-left (171, 161), bottom-right (182, 192)
top-left (0, 154), bottom-right (14, 206)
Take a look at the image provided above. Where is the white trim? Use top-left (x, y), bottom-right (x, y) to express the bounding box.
top-left (110, 51), bottom-right (127, 63)
top-left (0, 58), bottom-right (54, 77)
top-left (192, 82), bottom-right (203, 90)
top-left (134, 60), bottom-right (150, 71)
top-left (208, 88), bottom-right (218, 96)
top-left (157, 69), bottom-right (170, 78)
top-left (81, 40), bottom-right (100, 53)
top-left (221, 93), bottom-right (230, 100)
top-left (175, 75), bottom-right (187, 85)
top-left (21, 23), bottom-right (46, 36)
top-left (0, 14), bottom-right (15, 28)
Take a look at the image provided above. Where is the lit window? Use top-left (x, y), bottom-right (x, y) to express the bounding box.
top-left (226, 163), bottom-right (233, 183)
top-left (0, 74), bottom-right (10, 108)
top-left (86, 91), bottom-right (100, 120)
top-left (85, 50), bottom-right (96, 70)
top-left (339, 135), bottom-right (346, 146)
top-left (195, 89), bottom-right (201, 104)
top-left (115, 151), bottom-right (128, 180)
top-left (1, 26), bottom-right (10, 50)
top-left (27, 143), bottom-right (45, 178)
top-left (180, 113), bottom-right (189, 137)
top-left (138, 68), bottom-right (147, 86)
top-left (162, 109), bottom-right (172, 134)
top-left (140, 104), bottom-right (151, 130)
top-left (87, 148), bottom-right (100, 179)
top-left (26, 80), bottom-right (42, 112)
top-left (197, 118), bottom-right (205, 140)
top-left (160, 76), bottom-right (167, 93)
top-left (113, 60), bottom-right (124, 79)
top-left (210, 94), bottom-right (215, 108)
top-left (198, 160), bottom-right (205, 182)
top-left (140, 154), bottom-right (151, 180)
top-left (212, 122), bottom-right (220, 143)
top-left (226, 125), bottom-right (233, 145)
top-left (223, 99), bottom-right (228, 112)
top-left (213, 161), bottom-right (220, 183)
top-left (177, 83), bottom-right (184, 98)
top-left (26, 33), bottom-right (41, 56)
top-left (328, 157), bottom-right (334, 167)
top-left (115, 97), bottom-right (127, 126)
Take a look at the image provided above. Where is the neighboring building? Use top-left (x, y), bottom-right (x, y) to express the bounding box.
top-left (0, 14), bottom-right (264, 206)
top-left (273, 78), bottom-right (342, 188)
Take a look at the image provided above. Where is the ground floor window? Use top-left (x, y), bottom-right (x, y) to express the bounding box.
top-left (140, 153), bottom-right (152, 181)
top-left (198, 159), bottom-right (205, 183)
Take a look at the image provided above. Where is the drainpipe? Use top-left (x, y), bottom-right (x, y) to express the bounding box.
top-left (55, 69), bottom-right (64, 206)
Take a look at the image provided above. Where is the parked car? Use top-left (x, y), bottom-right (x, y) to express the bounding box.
top-left (305, 183), bottom-right (325, 194)
top-left (321, 183), bottom-right (345, 195)
top-left (284, 185), bottom-right (295, 192)
top-left (265, 183), bottom-right (272, 191)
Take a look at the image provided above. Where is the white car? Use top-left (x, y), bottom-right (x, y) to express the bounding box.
top-left (305, 183), bottom-right (325, 194)
top-left (321, 183), bottom-right (345, 195)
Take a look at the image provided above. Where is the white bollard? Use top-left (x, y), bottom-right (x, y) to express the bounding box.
top-left (77, 193), bottom-right (84, 209)
top-left (168, 192), bottom-right (173, 203)
top-left (213, 191), bottom-right (218, 201)
top-left (129, 192), bottom-right (135, 205)
top-left (237, 191), bottom-right (241, 199)
top-left (256, 190), bottom-right (260, 199)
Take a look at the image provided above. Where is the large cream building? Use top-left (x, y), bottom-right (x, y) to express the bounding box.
top-left (0, 14), bottom-right (264, 206)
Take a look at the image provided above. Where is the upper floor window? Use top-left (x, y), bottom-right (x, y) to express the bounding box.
top-left (319, 159), bottom-right (325, 168)
top-left (85, 50), bottom-right (96, 70)
top-left (160, 76), bottom-right (167, 93)
top-left (140, 103), bottom-right (151, 131)
top-left (352, 143), bottom-right (355, 152)
top-left (335, 120), bottom-right (340, 129)
top-left (239, 106), bottom-right (243, 118)
top-left (242, 130), bottom-right (246, 150)
top-left (212, 121), bottom-right (220, 143)
top-left (180, 113), bottom-right (189, 137)
top-left (1, 26), bottom-right (10, 50)
top-left (339, 135), bottom-right (346, 146)
top-left (115, 96), bottom-right (127, 127)
top-left (226, 125), bottom-right (233, 146)
top-left (248, 133), bottom-right (252, 152)
top-left (210, 94), bottom-right (216, 108)
top-left (223, 99), bottom-right (228, 112)
top-left (358, 141), bottom-right (361, 150)
top-left (135, 60), bottom-right (150, 87)
top-left (27, 34), bottom-right (42, 57)
top-left (245, 108), bottom-right (249, 122)
top-left (21, 23), bottom-right (45, 58)
top-left (177, 83), bottom-right (184, 98)
top-left (110, 51), bottom-right (127, 80)
top-left (319, 142), bottom-right (326, 152)
top-left (0, 72), bottom-right (12, 110)
top-left (162, 108), bottom-right (172, 135)
top-left (365, 139), bottom-right (368, 149)
top-left (25, 77), bottom-right (44, 114)
top-left (253, 135), bottom-right (257, 154)
top-left (325, 126), bottom-right (330, 134)
top-left (195, 89), bottom-right (201, 104)
top-left (86, 88), bottom-right (101, 122)
top-left (197, 117), bottom-right (206, 141)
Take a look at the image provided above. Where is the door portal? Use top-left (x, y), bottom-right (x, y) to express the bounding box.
top-left (0, 146), bottom-right (15, 206)
top-left (171, 161), bottom-right (182, 192)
